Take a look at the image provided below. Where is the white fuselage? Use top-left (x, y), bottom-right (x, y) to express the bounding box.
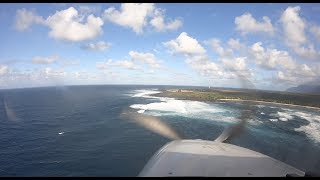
top-left (139, 140), bottom-right (305, 177)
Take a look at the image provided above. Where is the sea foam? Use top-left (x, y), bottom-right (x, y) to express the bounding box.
top-left (271, 109), bottom-right (320, 143)
top-left (129, 89), bottom-right (243, 124)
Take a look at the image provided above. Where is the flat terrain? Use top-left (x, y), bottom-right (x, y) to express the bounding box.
top-left (154, 88), bottom-right (320, 109)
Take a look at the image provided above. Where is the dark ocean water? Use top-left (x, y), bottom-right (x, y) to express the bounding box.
top-left (0, 85), bottom-right (319, 176)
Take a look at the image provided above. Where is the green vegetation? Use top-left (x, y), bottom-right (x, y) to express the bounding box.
top-left (154, 89), bottom-right (320, 108)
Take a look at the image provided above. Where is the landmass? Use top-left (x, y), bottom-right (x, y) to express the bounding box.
top-left (154, 88), bottom-right (320, 110)
top-left (287, 84), bottom-right (320, 94)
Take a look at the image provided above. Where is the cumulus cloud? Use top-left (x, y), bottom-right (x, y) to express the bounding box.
top-left (15, 7), bottom-right (104, 42)
top-left (273, 62), bottom-right (318, 86)
top-left (249, 42), bottom-right (296, 70)
top-left (204, 38), bottom-right (234, 58)
top-left (103, 3), bottom-right (155, 34)
top-left (164, 34), bottom-right (253, 80)
top-left (32, 55), bottom-right (59, 64)
top-left (46, 7), bottom-right (104, 42)
top-left (150, 8), bottom-right (182, 32)
top-left (273, 71), bottom-right (298, 85)
top-left (16, 5), bottom-right (181, 41)
top-left (235, 13), bottom-right (274, 35)
top-left (207, 38), bottom-right (318, 85)
top-left (204, 38), bottom-right (252, 78)
top-left (81, 41), bottom-right (111, 51)
top-left (129, 51), bottom-right (161, 68)
top-left (0, 65), bottom-right (9, 75)
top-left (103, 3), bottom-right (182, 34)
top-left (15, 8), bottom-right (45, 31)
top-left (221, 57), bottom-right (247, 71)
top-left (280, 6), bottom-right (306, 47)
top-left (293, 45), bottom-right (318, 60)
top-left (298, 64), bottom-right (317, 77)
top-left (186, 55), bottom-right (224, 78)
top-left (227, 38), bottom-right (242, 50)
top-left (280, 6), bottom-right (319, 60)
top-left (163, 32), bottom-right (206, 56)
top-left (96, 51), bottom-right (161, 71)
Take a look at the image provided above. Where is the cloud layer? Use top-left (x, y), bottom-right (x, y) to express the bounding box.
top-left (6, 4), bottom-right (320, 90)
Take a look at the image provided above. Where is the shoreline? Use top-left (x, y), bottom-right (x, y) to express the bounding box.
top-left (217, 99), bottom-right (320, 110)
top-left (153, 90), bottom-right (320, 111)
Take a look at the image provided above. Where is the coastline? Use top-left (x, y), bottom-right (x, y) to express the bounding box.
top-left (153, 90), bottom-right (320, 111)
top-left (217, 99), bottom-right (320, 111)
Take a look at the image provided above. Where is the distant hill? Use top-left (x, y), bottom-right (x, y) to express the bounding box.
top-left (287, 85), bottom-right (320, 94)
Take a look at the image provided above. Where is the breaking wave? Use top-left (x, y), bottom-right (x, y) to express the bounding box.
top-left (127, 89), bottom-right (320, 143)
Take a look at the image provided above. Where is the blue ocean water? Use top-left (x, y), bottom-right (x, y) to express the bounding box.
top-left (0, 85), bottom-right (319, 176)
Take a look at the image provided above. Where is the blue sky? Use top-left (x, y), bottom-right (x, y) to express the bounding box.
top-left (0, 3), bottom-right (320, 90)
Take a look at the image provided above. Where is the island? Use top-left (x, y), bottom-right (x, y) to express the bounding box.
top-left (154, 88), bottom-right (320, 110)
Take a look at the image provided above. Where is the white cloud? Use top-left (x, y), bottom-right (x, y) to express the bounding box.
top-left (81, 41), bottom-right (111, 51)
top-left (163, 32), bottom-right (206, 56)
top-left (310, 24), bottom-right (320, 41)
top-left (103, 3), bottom-right (182, 34)
top-left (204, 38), bottom-right (234, 58)
top-left (32, 55), bottom-right (59, 64)
top-left (73, 71), bottom-right (90, 80)
top-left (0, 65), bottom-right (9, 75)
top-left (96, 59), bottom-right (138, 70)
top-left (204, 38), bottom-right (252, 78)
top-left (298, 64), bottom-right (317, 77)
top-left (249, 42), bottom-right (296, 70)
top-left (43, 67), bottom-right (66, 78)
top-left (273, 63), bottom-right (318, 86)
top-left (96, 51), bottom-right (162, 71)
top-left (103, 3), bottom-right (155, 34)
top-left (280, 6), bottom-right (319, 60)
top-left (293, 44), bottom-right (318, 60)
top-left (164, 35), bottom-right (253, 81)
top-left (96, 59), bottom-right (113, 70)
top-left (45, 7), bottom-right (104, 42)
top-left (221, 57), bottom-right (247, 71)
top-left (274, 71), bottom-right (297, 84)
top-left (15, 7), bottom-right (104, 42)
top-left (227, 38), bottom-right (242, 50)
top-left (117, 60), bottom-right (137, 70)
top-left (186, 55), bottom-right (224, 78)
top-left (235, 13), bottom-right (274, 35)
top-left (150, 8), bottom-right (182, 32)
top-left (15, 8), bottom-right (45, 31)
top-left (208, 38), bottom-right (318, 85)
top-left (129, 51), bottom-right (161, 68)
top-left (280, 6), bottom-right (306, 46)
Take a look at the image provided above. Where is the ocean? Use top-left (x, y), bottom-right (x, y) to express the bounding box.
top-left (0, 85), bottom-right (319, 176)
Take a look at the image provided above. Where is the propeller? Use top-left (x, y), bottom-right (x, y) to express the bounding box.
top-left (214, 73), bottom-right (257, 143)
top-left (120, 73), bottom-right (257, 143)
top-left (3, 98), bottom-right (19, 122)
top-left (120, 110), bottom-right (182, 140)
